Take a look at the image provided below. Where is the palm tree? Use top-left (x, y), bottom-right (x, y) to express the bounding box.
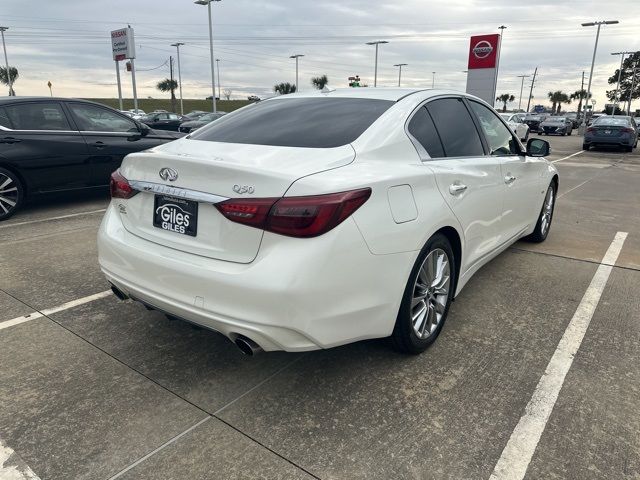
top-left (570, 89), bottom-right (592, 117)
top-left (0, 66), bottom-right (18, 96)
top-left (547, 90), bottom-right (571, 114)
top-left (496, 93), bottom-right (515, 112)
top-left (274, 82), bottom-right (297, 95)
top-left (157, 78), bottom-right (178, 112)
top-left (311, 75), bottom-right (329, 90)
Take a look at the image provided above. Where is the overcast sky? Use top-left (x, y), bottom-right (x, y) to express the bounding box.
top-left (2, 0), bottom-right (639, 111)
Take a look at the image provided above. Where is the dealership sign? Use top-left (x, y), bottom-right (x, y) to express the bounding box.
top-left (111, 28), bottom-right (136, 61)
top-left (466, 34), bottom-right (500, 104)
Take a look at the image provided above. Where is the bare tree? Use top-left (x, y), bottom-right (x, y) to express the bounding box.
top-left (223, 89), bottom-right (232, 101)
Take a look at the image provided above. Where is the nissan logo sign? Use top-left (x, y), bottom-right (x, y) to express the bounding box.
top-left (472, 40), bottom-right (494, 59)
top-left (159, 167), bottom-right (179, 182)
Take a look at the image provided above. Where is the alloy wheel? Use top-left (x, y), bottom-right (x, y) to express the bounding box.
top-left (0, 173), bottom-right (19, 217)
top-left (540, 186), bottom-right (554, 236)
top-left (411, 248), bottom-right (450, 339)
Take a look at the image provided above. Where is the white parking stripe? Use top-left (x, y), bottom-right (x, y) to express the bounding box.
top-left (551, 150), bottom-right (584, 163)
top-left (0, 438), bottom-right (41, 479)
top-left (0, 209), bottom-right (106, 229)
top-left (489, 231), bottom-right (628, 480)
top-left (0, 290), bottom-right (111, 331)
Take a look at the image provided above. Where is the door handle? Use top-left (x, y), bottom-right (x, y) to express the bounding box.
top-left (93, 141), bottom-right (106, 149)
top-left (0, 137), bottom-right (21, 144)
top-left (449, 183), bottom-right (468, 195)
top-left (504, 175), bottom-right (516, 185)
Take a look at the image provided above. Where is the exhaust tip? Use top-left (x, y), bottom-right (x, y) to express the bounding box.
top-left (110, 285), bottom-right (128, 301)
top-left (234, 335), bottom-right (263, 356)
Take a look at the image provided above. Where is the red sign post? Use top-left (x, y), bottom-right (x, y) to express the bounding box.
top-left (466, 34), bottom-right (501, 105)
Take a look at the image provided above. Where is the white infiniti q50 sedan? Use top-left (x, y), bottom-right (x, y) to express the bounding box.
top-left (98, 88), bottom-right (558, 355)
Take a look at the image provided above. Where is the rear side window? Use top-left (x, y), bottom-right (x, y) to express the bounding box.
top-left (0, 107), bottom-right (10, 128)
top-left (426, 98), bottom-right (484, 157)
top-left (408, 106), bottom-right (445, 158)
top-left (190, 98), bottom-right (394, 148)
top-left (5, 102), bottom-right (71, 131)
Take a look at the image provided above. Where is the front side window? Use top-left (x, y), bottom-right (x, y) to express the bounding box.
top-left (5, 102), bottom-right (71, 131)
top-left (407, 106), bottom-right (445, 158)
top-left (68, 103), bottom-right (137, 132)
top-left (469, 101), bottom-right (518, 155)
top-left (190, 97), bottom-right (394, 148)
top-left (425, 98), bottom-right (484, 157)
top-left (0, 107), bottom-right (11, 129)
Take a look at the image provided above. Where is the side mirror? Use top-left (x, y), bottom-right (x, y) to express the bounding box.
top-left (526, 138), bottom-right (550, 157)
top-left (137, 123), bottom-right (150, 137)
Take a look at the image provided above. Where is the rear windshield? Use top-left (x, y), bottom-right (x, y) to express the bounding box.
top-left (189, 97), bottom-right (394, 148)
top-left (594, 117), bottom-right (630, 126)
top-left (547, 117), bottom-right (565, 123)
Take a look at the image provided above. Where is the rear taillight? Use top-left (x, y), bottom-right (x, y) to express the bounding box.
top-left (586, 127), bottom-right (595, 133)
top-left (110, 170), bottom-right (137, 199)
top-left (622, 127), bottom-right (634, 133)
top-left (215, 188), bottom-right (371, 238)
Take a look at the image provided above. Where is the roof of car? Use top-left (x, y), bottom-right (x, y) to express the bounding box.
top-left (266, 87), bottom-right (445, 102)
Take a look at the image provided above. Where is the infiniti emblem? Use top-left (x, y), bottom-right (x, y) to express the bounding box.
top-left (159, 167), bottom-right (178, 182)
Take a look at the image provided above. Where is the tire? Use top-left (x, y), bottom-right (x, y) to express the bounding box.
top-left (525, 182), bottom-right (556, 243)
top-left (0, 167), bottom-right (24, 221)
top-left (567, 128), bottom-right (572, 136)
top-left (391, 233), bottom-right (456, 354)
top-left (624, 145), bottom-right (633, 153)
top-left (582, 143), bottom-right (589, 151)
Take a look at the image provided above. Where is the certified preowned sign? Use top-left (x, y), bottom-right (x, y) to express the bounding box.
top-left (111, 27), bottom-right (135, 61)
top-left (472, 40), bottom-right (494, 59)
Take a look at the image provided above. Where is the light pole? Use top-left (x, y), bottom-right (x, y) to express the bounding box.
top-left (171, 42), bottom-right (185, 115)
top-left (195, 0), bottom-right (221, 113)
top-left (289, 54), bottom-right (304, 92)
top-left (366, 40), bottom-right (388, 87)
top-left (432, 72), bottom-right (436, 88)
top-left (517, 75), bottom-right (529, 111)
top-left (496, 25), bottom-right (507, 92)
top-left (216, 58), bottom-right (221, 100)
top-left (579, 20), bottom-right (619, 133)
top-left (393, 63), bottom-right (407, 87)
top-left (0, 27), bottom-right (14, 96)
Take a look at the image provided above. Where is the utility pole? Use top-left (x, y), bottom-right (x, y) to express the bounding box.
top-left (194, 0), bottom-right (220, 113)
top-left (579, 20), bottom-right (619, 133)
top-left (289, 54), bottom-right (304, 92)
top-left (496, 25), bottom-right (507, 95)
top-left (394, 63), bottom-right (407, 87)
top-left (169, 55), bottom-right (176, 113)
top-left (578, 71), bottom-right (585, 120)
top-left (526, 67), bottom-right (538, 113)
top-left (432, 72), bottom-right (436, 88)
top-left (517, 75), bottom-right (529, 111)
top-left (366, 40), bottom-right (388, 87)
top-left (171, 43), bottom-right (184, 115)
top-left (216, 58), bottom-right (221, 101)
top-left (0, 27), bottom-right (14, 96)
top-left (629, 62), bottom-right (638, 115)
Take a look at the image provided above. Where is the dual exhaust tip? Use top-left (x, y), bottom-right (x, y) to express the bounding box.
top-left (110, 284), bottom-right (263, 355)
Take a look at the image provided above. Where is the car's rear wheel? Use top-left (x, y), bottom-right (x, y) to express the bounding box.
top-left (525, 182), bottom-right (556, 243)
top-left (391, 233), bottom-right (455, 354)
top-left (624, 145), bottom-right (633, 153)
top-left (0, 167), bottom-right (23, 221)
top-left (582, 143), bottom-right (589, 151)
top-left (567, 128), bottom-right (572, 136)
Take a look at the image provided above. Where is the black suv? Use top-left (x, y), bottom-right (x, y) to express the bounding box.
top-left (0, 97), bottom-right (183, 220)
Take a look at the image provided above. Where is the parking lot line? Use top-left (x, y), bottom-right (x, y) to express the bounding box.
top-left (0, 437), bottom-right (41, 479)
top-left (489, 231), bottom-right (628, 480)
top-left (551, 150), bottom-right (584, 164)
top-left (0, 290), bottom-right (111, 330)
top-left (0, 208), bottom-right (106, 229)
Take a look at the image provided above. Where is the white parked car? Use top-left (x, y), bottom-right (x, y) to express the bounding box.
top-left (98, 88), bottom-right (558, 355)
top-left (500, 113), bottom-right (530, 141)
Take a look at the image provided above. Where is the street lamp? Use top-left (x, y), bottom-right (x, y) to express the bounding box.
top-left (496, 25), bottom-right (507, 91)
top-left (517, 75), bottom-right (529, 111)
top-left (289, 54), bottom-right (304, 92)
top-left (0, 27), bottom-right (14, 96)
top-left (579, 20), bottom-right (619, 132)
top-left (393, 63), bottom-right (407, 87)
top-left (171, 42), bottom-right (185, 115)
top-left (366, 40), bottom-right (388, 87)
top-left (194, 0), bottom-right (221, 113)
top-left (216, 58), bottom-right (221, 100)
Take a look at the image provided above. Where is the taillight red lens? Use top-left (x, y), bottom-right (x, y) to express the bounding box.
top-left (110, 170), bottom-right (136, 199)
top-left (586, 127), bottom-right (595, 133)
top-left (215, 188), bottom-right (371, 238)
top-left (622, 127), bottom-right (634, 133)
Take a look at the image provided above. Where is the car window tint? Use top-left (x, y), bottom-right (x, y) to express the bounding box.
top-left (0, 107), bottom-right (11, 128)
top-left (468, 101), bottom-right (518, 155)
top-left (425, 98), bottom-right (484, 157)
top-left (5, 102), bottom-right (71, 131)
top-left (407, 106), bottom-right (445, 158)
top-left (190, 98), bottom-right (394, 148)
top-left (68, 103), bottom-right (137, 132)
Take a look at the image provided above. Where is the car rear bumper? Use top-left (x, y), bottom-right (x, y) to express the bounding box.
top-left (584, 134), bottom-right (634, 146)
top-left (97, 204), bottom-right (414, 352)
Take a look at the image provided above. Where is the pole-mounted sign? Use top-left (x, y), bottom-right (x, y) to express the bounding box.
top-left (110, 27), bottom-right (137, 112)
top-left (465, 34), bottom-right (500, 105)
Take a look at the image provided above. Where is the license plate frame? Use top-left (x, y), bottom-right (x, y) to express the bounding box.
top-left (153, 195), bottom-right (198, 237)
